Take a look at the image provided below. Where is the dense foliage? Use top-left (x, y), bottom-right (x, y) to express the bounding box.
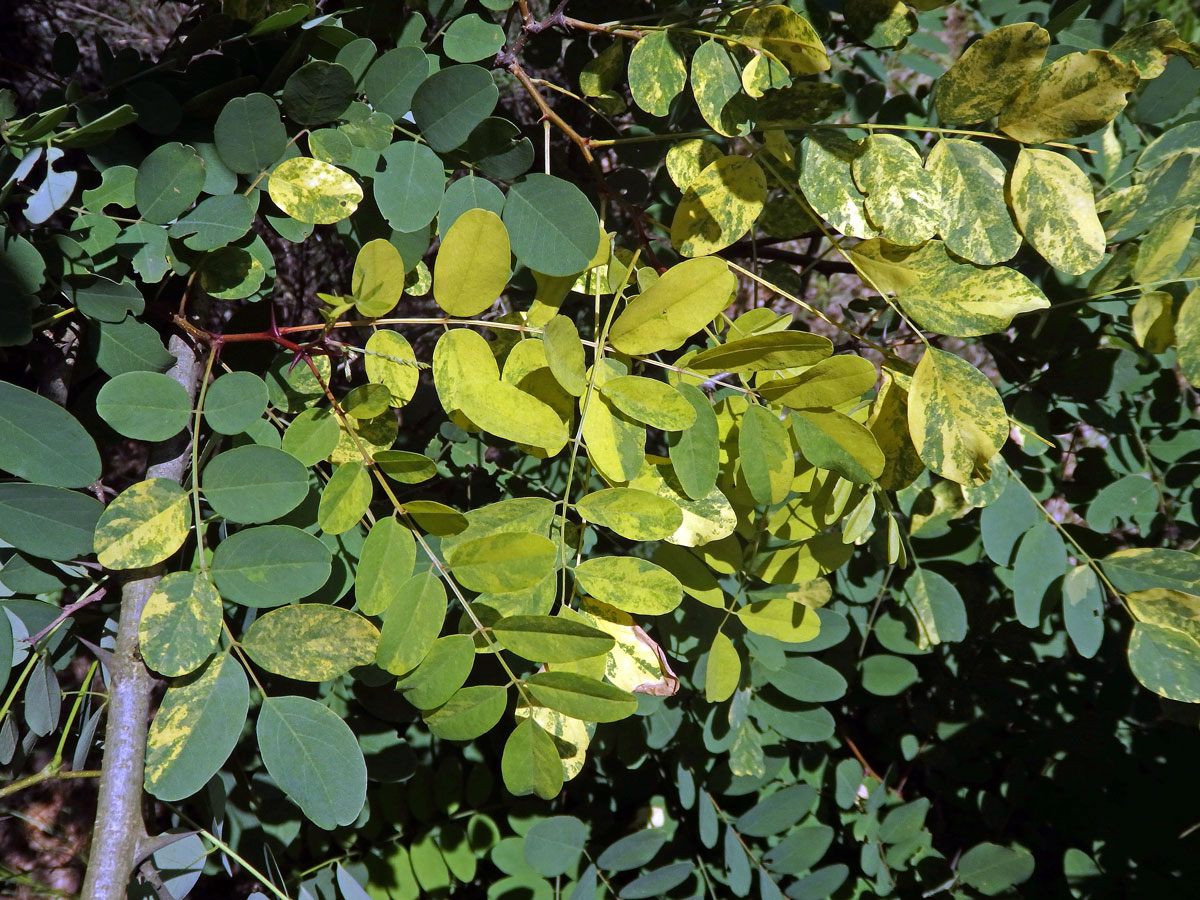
top-left (1, 0), bottom-right (1199, 897)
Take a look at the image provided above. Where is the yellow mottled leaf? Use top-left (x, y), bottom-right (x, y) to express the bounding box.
top-left (95, 478), bottom-right (191, 569)
top-left (671, 156), bottom-right (766, 257)
top-left (1009, 148), bottom-right (1106, 276)
top-left (243, 604), bottom-right (379, 681)
top-left (364, 330), bottom-right (419, 407)
top-left (935, 23), bottom-right (1049, 125)
top-left (268, 157), bottom-right (362, 225)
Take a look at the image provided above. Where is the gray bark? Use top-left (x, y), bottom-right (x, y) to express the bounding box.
top-left (81, 337), bottom-right (201, 900)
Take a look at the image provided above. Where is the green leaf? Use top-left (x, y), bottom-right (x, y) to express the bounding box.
top-left (1062, 565), bottom-right (1104, 659)
top-left (503, 174), bottom-right (600, 277)
top-left (243, 604), bottom-right (379, 681)
top-left (956, 843), bottom-right (1035, 896)
top-left (355, 516), bottom-right (416, 616)
top-left (425, 684), bottom-right (508, 740)
top-left (94, 478), bottom-right (190, 570)
top-left (935, 23), bottom-right (1050, 125)
top-left (925, 139), bottom-right (1021, 265)
top-left (375, 141), bottom-right (445, 233)
top-left (502, 718), bottom-right (564, 799)
top-left (599, 376), bottom-right (696, 431)
top-left (396, 634), bottom-right (475, 709)
top-left (433, 208), bottom-right (510, 316)
top-left (493, 615), bottom-right (614, 663)
top-left (362, 47), bottom-right (428, 120)
top-left (903, 568), bottom-right (967, 646)
top-left (138, 572), bottom-right (222, 677)
top-left (791, 409), bottom-right (885, 483)
top-left (134, 142), bottom-right (204, 225)
top-left (0, 380), bottom-right (100, 488)
top-left (543, 316), bottom-right (587, 397)
top-left (908, 348), bottom-right (1007, 485)
top-left (282, 60), bottom-right (355, 125)
top-left (211, 525), bottom-right (332, 607)
top-left (998, 50), bottom-right (1139, 144)
top-left (282, 408), bottom-right (339, 465)
top-left (667, 383), bottom-right (720, 501)
top-left (799, 129), bottom-right (877, 239)
top-left (628, 31), bottom-right (687, 116)
top-left (0, 483), bottom-right (101, 560)
top-left (202, 372), bottom-right (267, 436)
top-left (1009, 148), bottom-right (1106, 276)
top-left (73, 276), bottom-right (144, 322)
top-left (736, 598), bottom-right (820, 643)
top-left (351, 238), bottom-right (405, 317)
top-left (411, 64), bottom-right (499, 153)
top-left (318, 461), bottom-right (373, 535)
top-left (1103, 548), bottom-right (1200, 594)
top-left (862, 654), bottom-right (920, 696)
top-left (446, 532), bottom-right (557, 593)
top-left (760, 355), bottom-right (877, 408)
top-left (404, 499), bottom-right (469, 535)
top-left (443, 13), bottom-right (505, 62)
top-left (852, 134), bottom-right (940, 246)
top-left (376, 571), bottom-right (448, 675)
top-left (343, 383), bottom-right (391, 419)
top-left (1012, 522), bottom-right (1067, 627)
top-left (257, 695), bottom-right (367, 828)
top-left (573, 556), bottom-right (682, 616)
top-left (737, 785), bottom-right (816, 837)
top-left (145, 653), bottom-right (248, 801)
top-left (608, 257), bottom-right (735, 356)
top-left (575, 488), bottom-right (682, 542)
top-left (771, 656), bottom-right (847, 702)
top-left (671, 156), bottom-right (766, 257)
top-left (268, 157), bottom-right (362, 225)
top-left (168, 194), bottom-right (256, 251)
top-left (374, 449), bottom-right (438, 484)
top-left (524, 671), bottom-right (637, 722)
top-left (739, 404), bottom-right (793, 506)
top-left (691, 40), bottom-right (754, 137)
top-left (524, 816), bottom-right (587, 877)
top-left (438, 173), bottom-right (507, 234)
top-left (705, 631), bottom-right (740, 702)
top-left (202, 446), bottom-right (308, 524)
top-left (96, 318), bottom-right (175, 377)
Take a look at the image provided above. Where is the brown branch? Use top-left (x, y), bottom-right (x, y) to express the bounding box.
top-left (24, 587), bottom-right (107, 646)
top-left (507, 62), bottom-right (595, 163)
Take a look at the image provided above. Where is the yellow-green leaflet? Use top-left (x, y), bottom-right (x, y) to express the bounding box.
top-left (627, 31), bottom-right (687, 117)
top-left (242, 604), bottom-right (379, 681)
top-left (705, 631), bottom-right (740, 702)
top-left (576, 487), bottom-right (683, 542)
top-left (445, 532), bottom-right (557, 593)
top-left (934, 23), bottom-right (1049, 125)
top-left (355, 516), bottom-right (416, 616)
top-left (925, 139), bottom-right (1021, 266)
top-left (318, 461), bottom-right (373, 535)
top-left (329, 411), bottom-right (397, 465)
top-left (652, 543), bottom-right (725, 607)
top-left (629, 459), bottom-right (737, 547)
top-left (456, 379), bottom-right (569, 456)
top-left (599, 376), bottom-right (696, 431)
top-left (690, 40), bottom-right (754, 137)
top-left (573, 555), bottom-right (683, 616)
top-left (850, 239), bottom-right (1050, 336)
top-left (138, 572), bottom-right (222, 677)
top-left (799, 130), bottom-right (878, 239)
top-left (542, 315), bottom-right (587, 397)
top-left (433, 328), bottom-right (499, 415)
top-left (608, 257), bottom-right (735, 356)
top-left (364, 329), bottom-right (419, 407)
top-left (94, 478), bottom-right (191, 569)
top-left (576, 598), bottom-right (679, 696)
top-left (998, 50), bottom-right (1140, 144)
top-left (792, 409), bottom-right (885, 484)
top-left (752, 533), bottom-right (853, 585)
top-left (502, 340), bottom-right (574, 439)
top-left (738, 404), bottom-right (793, 506)
top-left (1009, 148), bottom-right (1106, 277)
top-left (665, 139), bottom-right (724, 191)
top-left (852, 134), bottom-right (940, 246)
top-left (671, 156), bottom-right (766, 257)
top-left (502, 717), bottom-right (563, 800)
top-left (581, 393), bottom-right (645, 484)
top-left (1132, 291), bottom-right (1174, 353)
top-left (433, 208), bottom-right (511, 316)
top-left (688, 331), bottom-right (833, 373)
top-left (759, 355), bottom-right (877, 409)
top-left (908, 348), bottom-right (1007, 485)
top-left (1132, 209), bottom-right (1193, 284)
top-left (736, 597), bottom-right (821, 643)
top-left (376, 572), bottom-right (448, 675)
top-left (268, 157), bottom-right (362, 225)
top-left (343, 383), bottom-right (391, 419)
top-left (868, 372), bottom-right (924, 491)
top-left (733, 5), bottom-right (829, 75)
top-left (1176, 287), bottom-right (1200, 388)
top-left (351, 238), bottom-right (404, 317)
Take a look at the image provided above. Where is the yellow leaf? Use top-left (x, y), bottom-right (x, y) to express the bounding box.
top-left (433, 208), bottom-right (511, 316)
top-left (268, 157), bottom-right (362, 225)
